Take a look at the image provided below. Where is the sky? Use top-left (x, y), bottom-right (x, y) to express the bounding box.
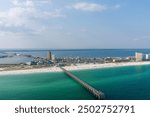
top-left (0, 0), bottom-right (150, 49)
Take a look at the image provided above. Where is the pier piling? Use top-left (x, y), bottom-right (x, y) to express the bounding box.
top-left (60, 67), bottom-right (105, 100)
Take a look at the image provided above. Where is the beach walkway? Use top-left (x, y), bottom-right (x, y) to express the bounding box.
top-left (60, 67), bottom-right (105, 100)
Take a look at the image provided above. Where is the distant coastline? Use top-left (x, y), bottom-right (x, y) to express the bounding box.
top-left (1, 61), bottom-right (150, 75)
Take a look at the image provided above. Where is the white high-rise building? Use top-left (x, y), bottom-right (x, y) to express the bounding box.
top-left (144, 54), bottom-right (150, 61)
top-left (135, 52), bottom-right (143, 61)
top-left (52, 54), bottom-right (55, 61)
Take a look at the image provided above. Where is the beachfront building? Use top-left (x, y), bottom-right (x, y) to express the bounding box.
top-left (47, 51), bottom-right (52, 60)
top-left (112, 57), bottom-right (131, 62)
top-left (143, 54), bottom-right (150, 61)
top-left (135, 52), bottom-right (150, 61)
top-left (135, 52), bottom-right (143, 61)
top-left (51, 54), bottom-right (55, 61)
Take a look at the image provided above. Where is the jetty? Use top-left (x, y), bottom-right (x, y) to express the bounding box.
top-left (60, 67), bottom-right (105, 100)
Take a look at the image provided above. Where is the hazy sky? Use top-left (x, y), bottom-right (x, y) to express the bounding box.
top-left (0, 0), bottom-right (150, 49)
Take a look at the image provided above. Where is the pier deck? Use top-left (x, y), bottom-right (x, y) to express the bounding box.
top-left (60, 67), bottom-right (105, 100)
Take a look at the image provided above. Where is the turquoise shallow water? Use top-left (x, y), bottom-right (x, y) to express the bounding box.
top-left (0, 65), bottom-right (150, 100)
top-left (0, 72), bottom-right (94, 100)
top-left (72, 65), bottom-right (150, 100)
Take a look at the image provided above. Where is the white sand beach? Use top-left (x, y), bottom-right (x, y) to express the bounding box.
top-left (64, 61), bottom-right (150, 71)
top-left (0, 61), bottom-right (150, 75)
top-left (0, 67), bottom-right (62, 75)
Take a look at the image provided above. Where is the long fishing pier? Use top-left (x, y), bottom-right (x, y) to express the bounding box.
top-left (60, 67), bottom-right (105, 100)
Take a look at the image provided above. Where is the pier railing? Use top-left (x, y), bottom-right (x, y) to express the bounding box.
top-left (60, 67), bottom-right (105, 100)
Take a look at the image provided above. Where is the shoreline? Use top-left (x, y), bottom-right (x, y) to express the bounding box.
top-left (64, 61), bottom-right (150, 71)
top-left (0, 61), bottom-right (150, 75)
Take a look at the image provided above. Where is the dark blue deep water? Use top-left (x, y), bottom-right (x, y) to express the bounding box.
top-left (1, 49), bottom-right (150, 58)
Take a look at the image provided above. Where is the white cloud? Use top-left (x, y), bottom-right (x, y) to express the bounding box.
top-left (0, 31), bottom-right (23, 37)
top-left (0, 0), bottom-right (64, 34)
top-left (36, 0), bottom-right (52, 4)
top-left (0, 6), bottom-right (36, 27)
top-left (44, 9), bottom-right (65, 18)
top-left (12, 0), bottom-right (52, 6)
top-left (69, 2), bottom-right (120, 12)
top-left (12, 0), bottom-right (34, 7)
top-left (70, 2), bottom-right (107, 12)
